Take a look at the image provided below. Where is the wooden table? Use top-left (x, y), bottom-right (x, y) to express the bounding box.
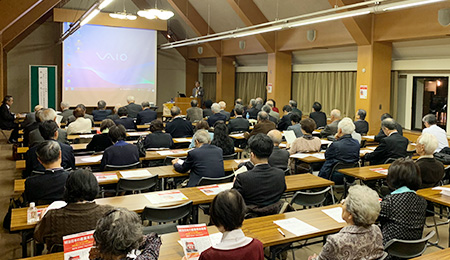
top-left (67, 131), bottom-right (150, 140)
top-left (411, 248), bottom-right (450, 259)
top-left (338, 164), bottom-right (390, 181)
top-left (18, 205), bottom-right (344, 260)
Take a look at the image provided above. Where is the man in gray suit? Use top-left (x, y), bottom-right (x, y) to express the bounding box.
top-left (124, 96), bottom-right (143, 118)
top-left (60, 101), bottom-right (73, 124)
top-left (186, 99), bottom-right (203, 123)
top-left (29, 108), bottom-right (68, 147)
top-left (320, 109), bottom-right (341, 138)
top-left (267, 130), bottom-right (290, 171)
top-left (22, 105), bottom-right (43, 128)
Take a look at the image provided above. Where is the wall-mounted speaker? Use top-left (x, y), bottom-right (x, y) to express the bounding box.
top-left (197, 46), bottom-right (203, 54)
top-left (438, 8), bottom-right (450, 26)
top-left (307, 30), bottom-right (317, 42)
top-left (239, 40), bottom-right (246, 50)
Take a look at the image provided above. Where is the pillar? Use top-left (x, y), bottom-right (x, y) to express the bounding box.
top-left (216, 56), bottom-right (235, 111)
top-left (185, 59), bottom-right (198, 97)
top-left (267, 51), bottom-right (291, 108)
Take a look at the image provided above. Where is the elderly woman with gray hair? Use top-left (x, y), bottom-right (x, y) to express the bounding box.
top-left (89, 208), bottom-right (161, 260)
top-left (415, 133), bottom-right (445, 189)
top-left (309, 185), bottom-right (384, 260)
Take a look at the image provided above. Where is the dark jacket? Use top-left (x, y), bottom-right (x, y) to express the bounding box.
top-left (144, 131), bottom-right (174, 149)
top-left (291, 107), bottom-right (302, 118)
top-left (277, 114), bottom-right (292, 131)
top-left (374, 123), bottom-right (403, 142)
top-left (268, 146), bottom-right (290, 171)
top-left (354, 120), bottom-right (369, 135)
top-left (220, 110), bottom-right (231, 121)
top-left (320, 120), bottom-right (341, 138)
top-left (86, 133), bottom-right (113, 152)
top-left (207, 113), bottom-right (228, 127)
top-left (0, 103), bottom-right (15, 129)
top-left (25, 169), bottom-right (70, 204)
top-left (23, 121), bottom-right (40, 147)
top-left (365, 132), bottom-right (409, 165)
top-left (233, 164), bottom-right (286, 207)
top-left (60, 109), bottom-right (73, 124)
top-left (203, 108), bottom-right (214, 118)
top-left (29, 128), bottom-right (69, 148)
top-left (318, 134), bottom-right (360, 180)
top-left (415, 157), bottom-right (445, 189)
top-left (107, 114), bottom-right (119, 121)
top-left (186, 107), bottom-right (203, 123)
top-left (92, 109), bottom-right (112, 121)
top-left (309, 111), bottom-right (327, 128)
top-left (228, 117), bottom-right (250, 133)
top-left (173, 144), bottom-right (225, 187)
top-left (114, 117), bottom-right (136, 130)
top-left (125, 103), bottom-right (143, 118)
top-left (25, 141), bottom-right (75, 178)
top-left (165, 117), bottom-right (194, 138)
top-left (247, 120), bottom-right (276, 139)
top-left (100, 141), bottom-right (140, 171)
top-left (247, 107), bottom-right (259, 120)
top-left (136, 109), bottom-right (157, 125)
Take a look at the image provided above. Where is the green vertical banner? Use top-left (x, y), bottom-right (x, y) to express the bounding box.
top-left (29, 65), bottom-right (57, 110)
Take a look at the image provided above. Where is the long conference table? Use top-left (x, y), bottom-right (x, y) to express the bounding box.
top-left (18, 204), bottom-right (345, 260)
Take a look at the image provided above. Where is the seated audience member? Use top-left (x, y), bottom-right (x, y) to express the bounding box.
top-left (233, 134), bottom-right (286, 212)
top-left (245, 111), bottom-right (276, 139)
top-left (67, 107), bottom-right (92, 135)
top-left (100, 125), bottom-right (139, 171)
top-left (309, 102), bottom-right (327, 128)
top-left (262, 105), bottom-right (278, 124)
top-left (318, 119), bottom-right (360, 184)
top-left (266, 100), bottom-right (280, 120)
top-left (165, 106), bottom-right (194, 138)
top-left (320, 109), bottom-right (341, 138)
top-left (67, 104), bottom-right (94, 125)
top-left (289, 118), bottom-right (321, 154)
top-left (172, 130), bottom-right (225, 187)
top-left (114, 107), bottom-right (136, 130)
top-left (186, 99), bottom-right (203, 123)
top-left (0, 95), bottom-right (20, 143)
top-left (228, 105), bottom-right (250, 133)
top-left (60, 101), bottom-right (73, 124)
top-left (136, 101), bottom-right (157, 125)
top-left (255, 97), bottom-right (264, 110)
top-left (309, 185), bottom-right (384, 260)
top-left (29, 108), bottom-right (69, 147)
top-left (230, 98), bottom-right (246, 118)
top-left (203, 100), bottom-right (214, 118)
top-left (219, 101), bottom-right (231, 121)
top-left (374, 113), bottom-right (403, 142)
top-left (415, 133), bottom-right (444, 188)
top-left (34, 169), bottom-right (113, 251)
top-left (92, 100), bottom-right (112, 121)
top-left (207, 103), bottom-right (228, 127)
top-left (25, 141), bottom-right (70, 204)
top-left (189, 120), bottom-right (213, 148)
top-left (25, 120), bottom-right (75, 178)
top-left (379, 158), bottom-right (427, 247)
top-left (422, 114), bottom-right (449, 153)
top-left (90, 208), bottom-right (161, 260)
top-left (289, 100), bottom-right (302, 118)
top-left (287, 114), bottom-right (303, 138)
top-left (143, 120), bottom-right (173, 149)
top-left (277, 105), bottom-right (293, 131)
top-left (199, 190), bottom-right (264, 260)
top-left (365, 118), bottom-right (408, 165)
top-left (86, 119), bottom-right (115, 152)
top-left (211, 121), bottom-right (234, 156)
top-left (24, 108), bottom-right (43, 147)
top-left (107, 103), bottom-right (121, 121)
top-left (22, 104), bottom-right (43, 128)
top-left (125, 95), bottom-right (143, 118)
top-left (354, 109), bottom-right (369, 135)
top-left (246, 99), bottom-right (259, 119)
top-left (268, 98), bottom-right (279, 113)
top-left (267, 130), bottom-right (289, 171)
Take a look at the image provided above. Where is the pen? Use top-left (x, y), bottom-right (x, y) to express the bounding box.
top-left (277, 228), bottom-right (285, 237)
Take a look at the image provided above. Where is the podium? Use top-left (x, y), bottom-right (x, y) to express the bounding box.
top-left (175, 97), bottom-right (200, 115)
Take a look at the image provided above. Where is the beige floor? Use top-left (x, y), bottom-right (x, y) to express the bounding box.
top-left (0, 137), bottom-right (448, 259)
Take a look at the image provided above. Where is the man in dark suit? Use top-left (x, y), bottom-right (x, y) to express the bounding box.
top-left (0, 95), bottom-right (20, 143)
top-left (125, 96), bottom-right (143, 118)
top-left (136, 101), bottom-right (157, 125)
top-left (374, 113), bottom-right (403, 142)
top-left (172, 130), bottom-right (224, 187)
top-left (230, 98), bottom-right (247, 117)
top-left (245, 111), bottom-right (276, 139)
top-left (309, 102), bottom-right (327, 129)
top-left (203, 100), bottom-right (214, 118)
top-left (192, 81), bottom-right (204, 102)
top-left (60, 101), bottom-right (73, 124)
top-left (165, 106), bottom-right (194, 138)
top-left (22, 105), bottom-right (43, 128)
top-left (228, 105), bottom-right (249, 133)
top-left (365, 118), bottom-right (409, 165)
top-left (207, 103), bottom-right (227, 127)
top-left (354, 109), bottom-right (369, 135)
top-left (92, 100), bottom-right (112, 121)
top-left (219, 101), bottom-right (231, 121)
top-left (320, 109), bottom-right (341, 138)
top-left (277, 105), bottom-right (293, 131)
top-left (114, 107), bottom-right (136, 130)
top-left (262, 105), bottom-right (278, 125)
top-left (24, 109), bottom-right (43, 147)
top-left (289, 100), bottom-right (302, 118)
top-left (186, 99), bottom-right (203, 123)
top-left (233, 134), bottom-right (286, 208)
top-left (25, 120), bottom-right (75, 178)
top-left (267, 130), bottom-right (290, 171)
top-left (24, 140), bottom-right (70, 204)
top-left (67, 104), bottom-right (94, 126)
top-left (247, 99), bottom-right (259, 119)
top-left (255, 97), bottom-right (264, 111)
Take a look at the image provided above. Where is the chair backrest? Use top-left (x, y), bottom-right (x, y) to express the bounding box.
top-left (384, 230), bottom-right (436, 258)
top-left (223, 153), bottom-right (238, 160)
top-left (141, 200), bottom-right (193, 223)
top-left (197, 173), bottom-right (235, 186)
top-left (117, 175), bottom-right (158, 193)
top-left (290, 186), bottom-right (331, 207)
top-left (384, 158), bottom-right (398, 164)
top-left (104, 161), bottom-right (141, 171)
top-left (360, 139), bottom-right (367, 148)
top-left (163, 156), bottom-right (186, 166)
top-left (377, 252), bottom-right (388, 260)
top-left (330, 162), bottom-right (360, 180)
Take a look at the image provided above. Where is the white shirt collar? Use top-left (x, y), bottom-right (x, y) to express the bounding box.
top-left (388, 130), bottom-right (398, 137)
top-left (6, 104), bottom-right (10, 109)
top-left (418, 154), bottom-right (434, 160)
top-left (212, 229), bottom-right (252, 250)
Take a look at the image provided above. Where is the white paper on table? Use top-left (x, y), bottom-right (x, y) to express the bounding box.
top-left (309, 153), bottom-right (325, 159)
top-left (432, 187), bottom-right (450, 192)
top-left (94, 172), bottom-right (118, 181)
top-left (120, 169), bottom-right (152, 179)
top-left (56, 115), bottom-right (63, 124)
top-left (79, 134), bottom-right (95, 138)
top-left (234, 166), bottom-right (248, 175)
top-left (177, 159), bottom-right (185, 165)
top-left (360, 149), bottom-right (373, 155)
top-left (369, 168), bottom-right (388, 175)
top-left (366, 146), bottom-right (377, 150)
top-left (322, 207), bottom-right (345, 223)
top-left (279, 143), bottom-right (287, 148)
top-left (127, 132), bottom-right (148, 136)
top-left (229, 133), bottom-right (245, 138)
top-left (81, 155), bottom-right (103, 162)
top-left (364, 135), bottom-right (375, 140)
top-left (174, 138), bottom-right (192, 142)
top-left (290, 153), bottom-right (313, 159)
top-left (320, 140), bottom-right (332, 145)
top-left (145, 190), bottom-right (189, 204)
top-left (432, 187), bottom-right (450, 196)
top-left (283, 130), bottom-right (297, 144)
top-left (218, 183), bottom-right (233, 190)
top-left (274, 218), bottom-right (320, 236)
top-left (234, 159), bottom-right (249, 164)
top-left (157, 149), bottom-right (192, 156)
top-left (197, 183), bottom-right (234, 196)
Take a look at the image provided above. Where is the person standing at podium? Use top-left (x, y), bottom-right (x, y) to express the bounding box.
top-left (191, 81), bottom-right (204, 106)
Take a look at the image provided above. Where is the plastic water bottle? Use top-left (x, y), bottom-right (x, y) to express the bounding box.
top-left (27, 202), bottom-right (38, 224)
top-left (246, 112), bottom-right (250, 119)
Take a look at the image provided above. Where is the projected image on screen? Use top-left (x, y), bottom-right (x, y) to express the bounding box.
top-left (63, 23), bottom-right (157, 106)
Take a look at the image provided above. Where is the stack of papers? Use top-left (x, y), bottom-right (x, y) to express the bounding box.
top-left (234, 165), bottom-right (248, 175)
top-left (229, 133), bottom-right (245, 138)
top-left (81, 155), bottom-right (103, 163)
top-left (369, 168), bottom-right (388, 175)
top-left (79, 134), bottom-right (95, 138)
top-left (364, 135), bottom-right (375, 140)
top-left (94, 172), bottom-right (119, 181)
top-left (290, 153), bottom-right (325, 159)
top-left (157, 149), bottom-right (192, 156)
top-left (174, 138), bottom-right (192, 143)
top-left (127, 132), bottom-right (148, 136)
top-left (197, 183), bottom-right (234, 195)
top-left (432, 187), bottom-right (450, 197)
top-left (120, 169), bottom-right (152, 179)
top-left (274, 218), bottom-right (320, 236)
top-left (322, 207), bottom-right (346, 223)
top-left (145, 190), bottom-right (189, 204)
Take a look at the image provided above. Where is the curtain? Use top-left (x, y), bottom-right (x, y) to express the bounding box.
top-left (202, 73), bottom-right (216, 102)
top-left (390, 71), bottom-right (399, 119)
top-left (235, 72), bottom-right (267, 105)
top-left (291, 71), bottom-right (357, 118)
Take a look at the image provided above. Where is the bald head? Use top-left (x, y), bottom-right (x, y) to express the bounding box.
top-left (257, 111), bottom-right (269, 121)
top-left (267, 130), bottom-right (282, 146)
top-left (330, 109), bottom-right (341, 121)
top-left (34, 105), bottom-right (43, 112)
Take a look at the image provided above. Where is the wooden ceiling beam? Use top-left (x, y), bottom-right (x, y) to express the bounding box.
top-left (226, 0), bottom-right (275, 53)
top-left (0, 0), bottom-right (43, 33)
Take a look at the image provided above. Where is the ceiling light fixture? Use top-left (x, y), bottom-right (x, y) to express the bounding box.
top-left (109, 12), bottom-right (137, 20)
top-left (382, 0), bottom-right (444, 11)
top-left (137, 9), bottom-right (174, 20)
